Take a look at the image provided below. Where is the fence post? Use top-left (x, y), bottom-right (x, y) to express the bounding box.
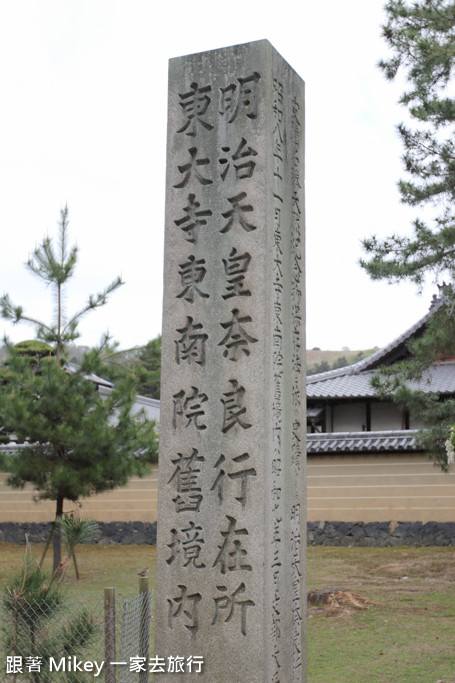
top-left (104, 587), bottom-right (116, 683)
top-left (139, 577), bottom-right (150, 683)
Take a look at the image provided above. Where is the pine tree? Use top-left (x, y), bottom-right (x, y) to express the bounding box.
top-left (136, 335), bottom-right (161, 399)
top-left (361, 0), bottom-right (455, 285)
top-left (361, 1), bottom-right (455, 467)
top-left (95, 335), bottom-right (162, 399)
top-left (3, 554), bottom-right (97, 681)
top-left (368, 292), bottom-right (455, 469)
top-left (0, 207), bottom-right (158, 569)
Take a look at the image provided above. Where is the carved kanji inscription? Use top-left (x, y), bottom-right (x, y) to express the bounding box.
top-left (222, 248), bottom-right (252, 299)
top-left (219, 138), bottom-right (257, 181)
top-left (221, 379), bottom-right (252, 433)
top-left (220, 193), bottom-right (256, 234)
top-left (174, 147), bottom-right (213, 188)
top-left (212, 582), bottom-right (255, 636)
top-left (219, 72), bottom-right (261, 122)
top-left (177, 82), bottom-right (213, 136)
top-left (175, 316), bottom-right (208, 366)
top-left (172, 388), bottom-right (208, 430)
top-left (218, 308), bottom-right (258, 361)
top-left (168, 585), bottom-right (202, 632)
top-left (166, 521), bottom-right (206, 568)
top-left (211, 453), bottom-right (257, 507)
top-left (175, 194), bottom-right (212, 244)
top-left (177, 255), bottom-right (209, 302)
top-left (213, 515), bottom-right (252, 574)
top-left (168, 447), bottom-right (205, 512)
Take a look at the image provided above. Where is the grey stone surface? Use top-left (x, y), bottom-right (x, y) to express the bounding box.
top-left (0, 521), bottom-right (157, 545)
top-left (306, 521), bottom-right (455, 546)
top-left (154, 40), bottom-right (306, 682)
top-left (3, 520), bottom-right (455, 547)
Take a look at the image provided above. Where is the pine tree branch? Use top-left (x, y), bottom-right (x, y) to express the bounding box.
top-left (0, 294), bottom-right (53, 334)
top-left (61, 276), bottom-right (124, 335)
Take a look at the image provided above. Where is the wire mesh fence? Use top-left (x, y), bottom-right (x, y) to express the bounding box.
top-left (116, 591), bottom-right (152, 683)
top-left (0, 587), bottom-right (153, 682)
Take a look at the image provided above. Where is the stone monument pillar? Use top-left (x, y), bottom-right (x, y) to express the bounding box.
top-left (155, 39), bottom-right (306, 682)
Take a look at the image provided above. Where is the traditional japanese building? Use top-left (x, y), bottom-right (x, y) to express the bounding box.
top-left (306, 293), bottom-right (455, 528)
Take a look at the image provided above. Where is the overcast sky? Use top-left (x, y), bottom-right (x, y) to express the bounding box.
top-left (0, 1), bottom-right (437, 353)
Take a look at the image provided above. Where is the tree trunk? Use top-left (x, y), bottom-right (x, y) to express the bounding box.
top-left (39, 521), bottom-right (54, 568)
top-left (72, 550), bottom-right (80, 580)
top-left (52, 496), bottom-right (64, 572)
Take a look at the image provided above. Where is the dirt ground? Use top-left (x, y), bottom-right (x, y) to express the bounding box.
top-left (308, 545), bottom-right (455, 616)
top-left (307, 546), bottom-right (455, 682)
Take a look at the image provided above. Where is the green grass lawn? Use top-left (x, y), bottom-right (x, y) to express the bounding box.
top-left (1, 543), bottom-right (454, 682)
top-left (0, 542), bottom-right (157, 598)
top-left (307, 546), bottom-right (455, 683)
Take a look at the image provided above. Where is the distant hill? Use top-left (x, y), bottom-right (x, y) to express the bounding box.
top-left (0, 343), bottom-right (378, 378)
top-left (306, 348), bottom-right (378, 376)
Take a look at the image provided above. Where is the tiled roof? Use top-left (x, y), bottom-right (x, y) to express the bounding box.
top-left (307, 429), bottom-right (420, 454)
top-left (346, 295), bottom-right (444, 373)
top-left (306, 295), bottom-right (455, 400)
top-left (64, 362), bottom-right (114, 388)
top-left (307, 361), bottom-right (455, 399)
top-left (307, 295), bottom-right (444, 387)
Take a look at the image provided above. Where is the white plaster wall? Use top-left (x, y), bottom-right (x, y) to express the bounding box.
top-left (332, 403), bottom-right (366, 432)
top-left (370, 402), bottom-right (402, 431)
